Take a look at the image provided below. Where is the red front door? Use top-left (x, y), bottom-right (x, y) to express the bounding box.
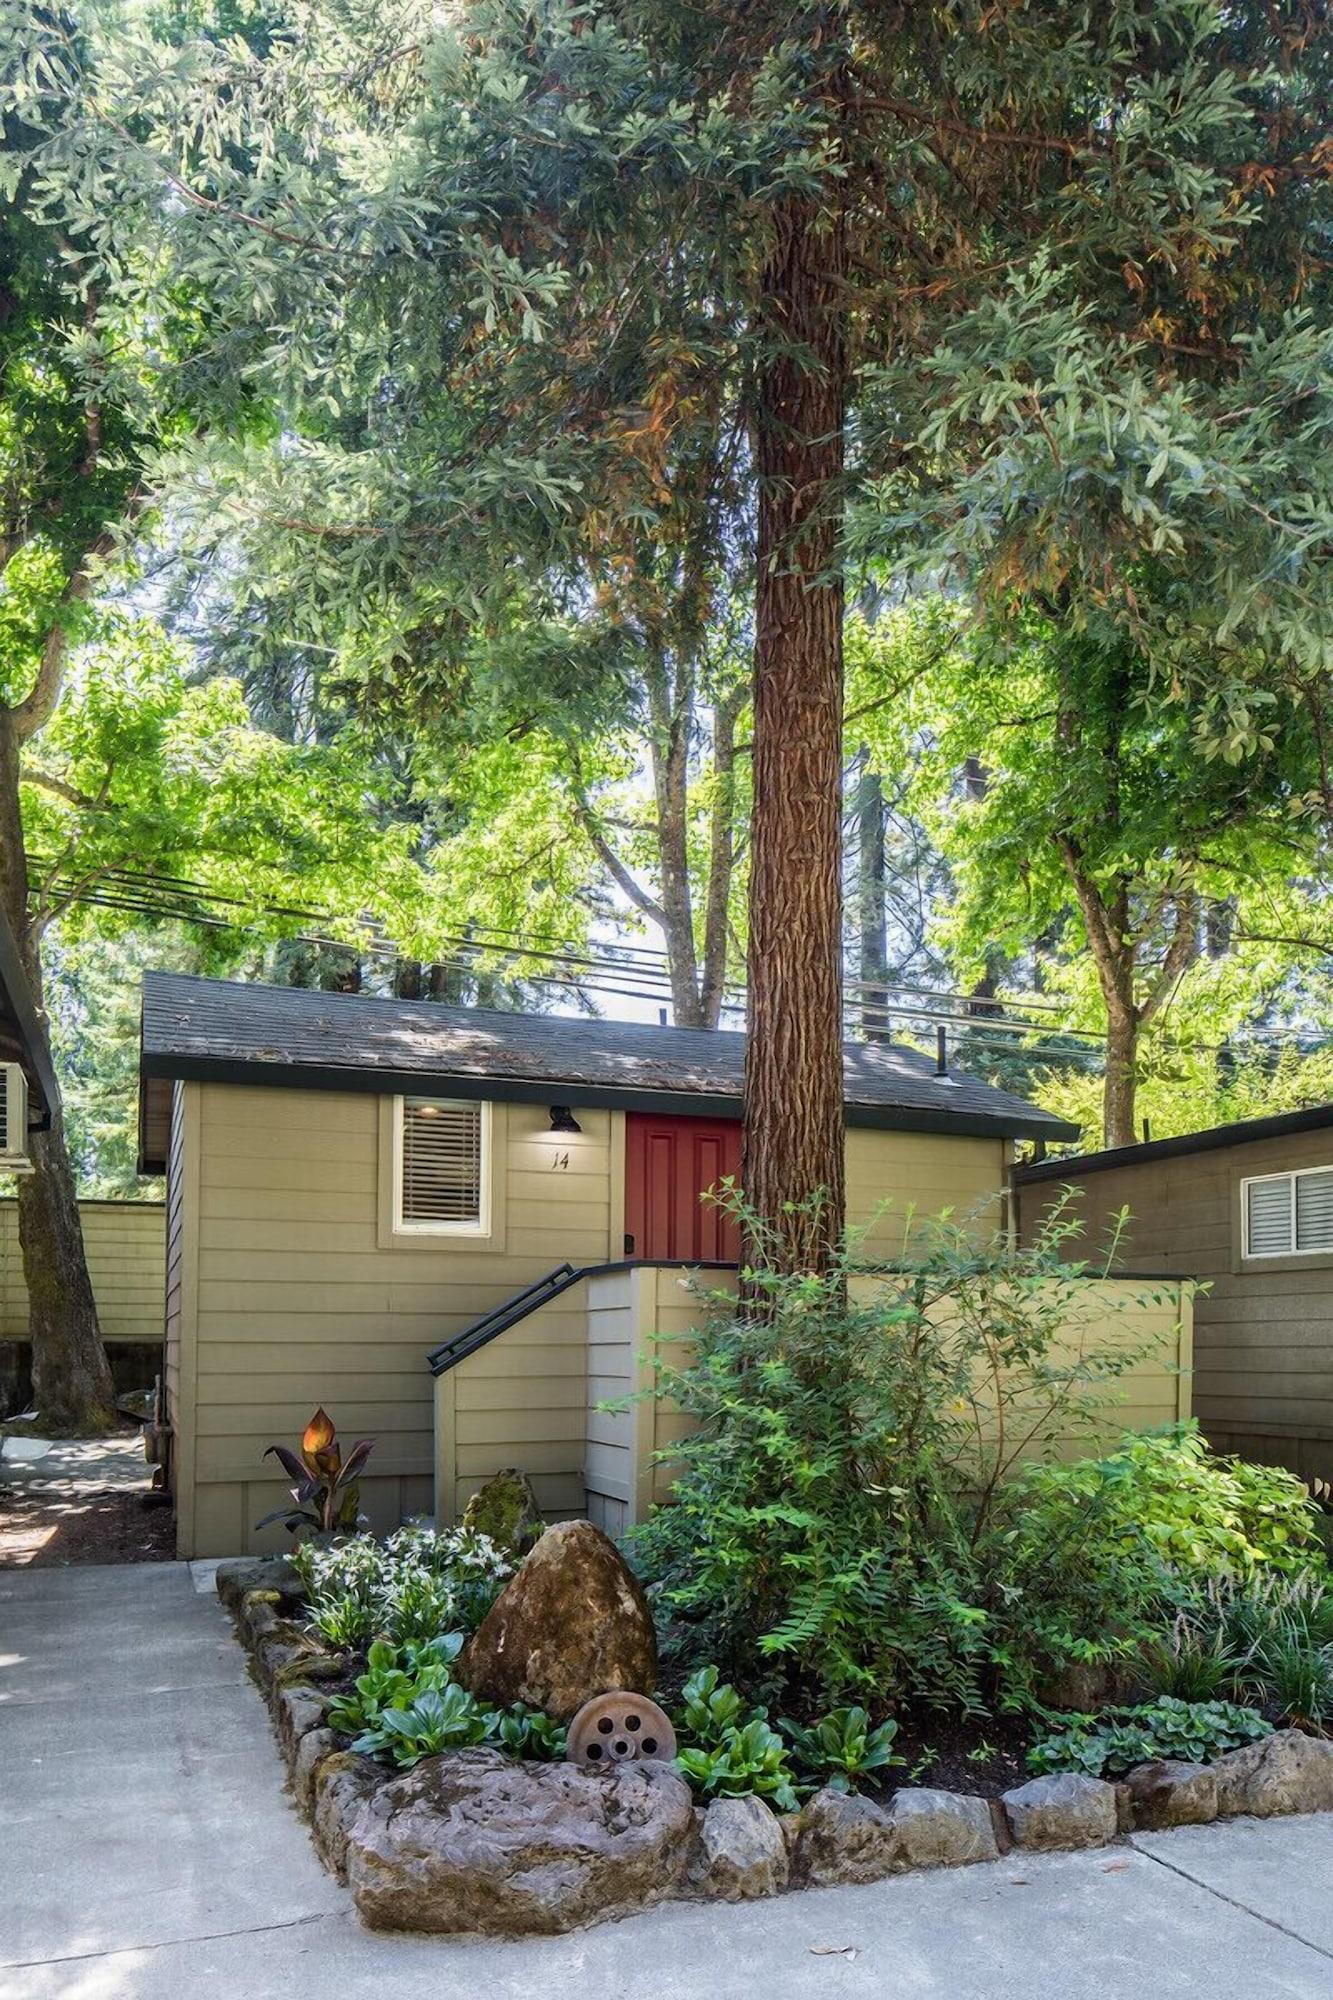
top-left (624, 1113), bottom-right (741, 1262)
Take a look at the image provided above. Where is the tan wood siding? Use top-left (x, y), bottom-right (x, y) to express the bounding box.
top-left (0, 1198), bottom-right (163, 1344)
top-left (186, 1084), bottom-right (618, 1554)
top-left (1016, 1129), bottom-right (1333, 1482)
top-left (176, 1084), bottom-right (1019, 1555)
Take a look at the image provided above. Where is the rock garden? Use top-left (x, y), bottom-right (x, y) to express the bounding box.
top-left (222, 1221), bottom-right (1333, 1937)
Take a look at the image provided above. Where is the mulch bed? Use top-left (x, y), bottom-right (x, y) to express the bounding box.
top-left (0, 1484), bottom-right (176, 1567)
top-left (0, 1419), bottom-right (176, 1567)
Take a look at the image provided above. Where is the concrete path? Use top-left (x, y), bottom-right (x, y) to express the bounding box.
top-left (6, 1563), bottom-right (1333, 2000)
top-left (0, 1431), bottom-right (150, 1494)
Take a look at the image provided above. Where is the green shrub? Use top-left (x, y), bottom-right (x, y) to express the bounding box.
top-left (630, 1198), bottom-right (1202, 1709)
top-left (1020, 1429), bottom-right (1321, 1582)
top-left (1028, 1697), bottom-right (1272, 1779)
top-left (324, 1633), bottom-right (464, 1737)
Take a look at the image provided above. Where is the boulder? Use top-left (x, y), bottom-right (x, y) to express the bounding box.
top-left (1002, 1773), bottom-right (1118, 1851)
top-left (312, 1751), bottom-right (386, 1881)
top-left (688, 1796), bottom-right (789, 1900)
top-left (272, 1683), bottom-right (329, 1760)
top-left (793, 1787), bottom-right (900, 1888)
top-left (344, 1748), bottom-right (694, 1935)
top-left (457, 1521), bottom-right (656, 1721)
top-left (884, 1788), bottom-right (1000, 1870)
top-left (1211, 1730), bottom-right (1333, 1819)
top-left (292, 1728), bottom-right (340, 1817)
top-left (462, 1469), bottom-right (545, 1557)
top-left (1126, 1759), bottom-right (1217, 1831)
top-left (215, 1556), bottom-right (305, 1617)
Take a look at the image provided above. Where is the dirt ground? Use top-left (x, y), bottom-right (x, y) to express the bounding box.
top-left (0, 1425), bottom-right (176, 1567)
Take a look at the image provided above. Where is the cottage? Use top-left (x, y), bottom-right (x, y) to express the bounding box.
top-left (137, 972), bottom-right (1091, 1557)
top-left (1014, 1107), bottom-right (1333, 1488)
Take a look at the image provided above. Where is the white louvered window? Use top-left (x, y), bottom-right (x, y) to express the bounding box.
top-left (1243, 1167), bottom-right (1333, 1258)
top-left (395, 1096), bottom-right (488, 1233)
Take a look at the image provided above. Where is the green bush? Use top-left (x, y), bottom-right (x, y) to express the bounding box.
top-left (1020, 1429), bottom-right (1321, 1582)
top-left (630, 1199), bottom-right (1204, 1708)
top-left (1028, 1697), bottom-right (1272, 1779)
top-left (629, 1196), bottom-right (1328, 1713)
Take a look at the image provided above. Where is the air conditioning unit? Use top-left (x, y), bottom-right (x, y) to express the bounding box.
top-left (0, 1063), bottom-right (31, 1169)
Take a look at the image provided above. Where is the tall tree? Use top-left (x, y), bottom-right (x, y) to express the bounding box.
top-left (17, 0), bottom-right (1332, 1264)
top-left (862, 609), bottom-right (1326, 1147)
top-left (0, 154), bottom-right (151, 1424)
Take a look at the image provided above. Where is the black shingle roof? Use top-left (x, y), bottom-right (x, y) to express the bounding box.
top-left (138, 971), bottom-right (1077, 1168)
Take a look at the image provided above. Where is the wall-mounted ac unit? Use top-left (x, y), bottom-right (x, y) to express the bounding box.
top-left (0, 1062), bottom-right (31, 1169)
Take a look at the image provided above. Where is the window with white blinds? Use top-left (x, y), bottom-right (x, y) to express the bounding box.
top-left (395, 1097), bottom-right (487, 1232)
top-left (1243, 1167), bottom-right (1333, 1258)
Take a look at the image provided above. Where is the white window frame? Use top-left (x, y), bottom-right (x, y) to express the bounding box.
top-left (1241, 1165), bottom-right (1333, 1260)
top-left (391, 1094), bottom-right (491, 1236)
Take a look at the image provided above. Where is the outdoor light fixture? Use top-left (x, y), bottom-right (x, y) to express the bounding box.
top-left (549, 1105), bottom-right (582, 1134)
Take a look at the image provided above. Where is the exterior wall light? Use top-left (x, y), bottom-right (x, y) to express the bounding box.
top-left (549, 1105), bottom-right (582, 1134)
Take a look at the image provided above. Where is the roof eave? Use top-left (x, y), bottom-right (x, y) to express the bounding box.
top-left (1015, 1101), bottom-right (1333, 1182)
top-left (138, 1049), bottom-right (1075, 1144)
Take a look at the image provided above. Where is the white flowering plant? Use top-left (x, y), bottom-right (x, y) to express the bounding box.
top-left (292, 1526), bottom-right (513, 1649)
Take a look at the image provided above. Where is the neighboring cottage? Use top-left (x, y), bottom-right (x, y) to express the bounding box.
top-left (1014, 1107), bottom-right (1333, 1488)
top-left (139, 972), bottom-right (1078, 1557)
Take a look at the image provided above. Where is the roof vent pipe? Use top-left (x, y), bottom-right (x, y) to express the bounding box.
top-left (935, 1026), bottom-right (949, 1076)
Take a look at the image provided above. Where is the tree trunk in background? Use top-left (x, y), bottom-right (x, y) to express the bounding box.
top-left (0, 713), bottom-right (114, 1432)
top-left (1103, 1000), bottom-right (1139, 1150)
top-left (854, 758), bottom-right (889, 1038)
top-left (743, 193), bottom-right (847, 1273)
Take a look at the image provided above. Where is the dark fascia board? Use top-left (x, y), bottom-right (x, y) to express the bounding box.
top-left (139, 1050), bottom-right (1077, 1146)
top-left (1015, 1101), bottom-right (1333, 1184)
top-left (0, 914), bottom-right (58, 1121)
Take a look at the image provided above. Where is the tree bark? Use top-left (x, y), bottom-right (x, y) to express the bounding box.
top-left (854, 756), bottom-right (889, 1038)
top-left (743, 192), bottom-right (847, 1272)
top-left (1102, 994), bottom-right (1140, 1150)
top-left (0, 711), bottom-right (114, 1432)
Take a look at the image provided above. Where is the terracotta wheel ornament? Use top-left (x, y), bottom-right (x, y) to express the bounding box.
top-left (565, 1691), bottom-right (677, 1769)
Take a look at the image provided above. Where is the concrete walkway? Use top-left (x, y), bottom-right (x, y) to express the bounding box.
top-left (6, 1564), bottom-right (1333, 1999)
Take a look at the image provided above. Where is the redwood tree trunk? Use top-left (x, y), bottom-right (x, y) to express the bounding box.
top-left (0, 712), bottom-right (114, 1432)
top-left (742, 194), bottom-right (847, 1272)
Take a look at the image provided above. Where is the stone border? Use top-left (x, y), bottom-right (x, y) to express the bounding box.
top-left (218, 1557), bottom-right (1333, 1938)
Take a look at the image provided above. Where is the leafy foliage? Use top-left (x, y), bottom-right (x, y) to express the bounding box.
top-left (259, 1408), bottom-right (373, 1538)
top-left (631, 1196), bottom-right (1328, 1712)
top-left (1028, 1699), bottom-right (1272, 1780)
top-left (779, 1707), bottom-right (904, 1795)
top-left (1150, 1570), bottom-right (1333, 1728)
top-left (292, 1524), bottom-right (512, 1649)
top-left (631, 1199), bottom-right (1193, 1708)
top-left (675, 1720), bottom-right (800, 1813)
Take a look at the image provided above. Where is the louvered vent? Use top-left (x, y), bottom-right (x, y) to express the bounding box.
top-left (399, 1097), bottom-right (484, 1228)
top-left (1245, 1168), bottom-right (1333, 1258)
top-left (1246, 1176), bottom-right (1294, 1257)
top-left (0, 1063), bottom-right (28, 1165)
top-left (1296, 1169), bottom-right (1333, 1253)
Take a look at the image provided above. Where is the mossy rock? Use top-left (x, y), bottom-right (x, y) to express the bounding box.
top-left (274, 1648), bottom-right (346, 1689)
top-left (462, 1468), bottom-right (545, 1557)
